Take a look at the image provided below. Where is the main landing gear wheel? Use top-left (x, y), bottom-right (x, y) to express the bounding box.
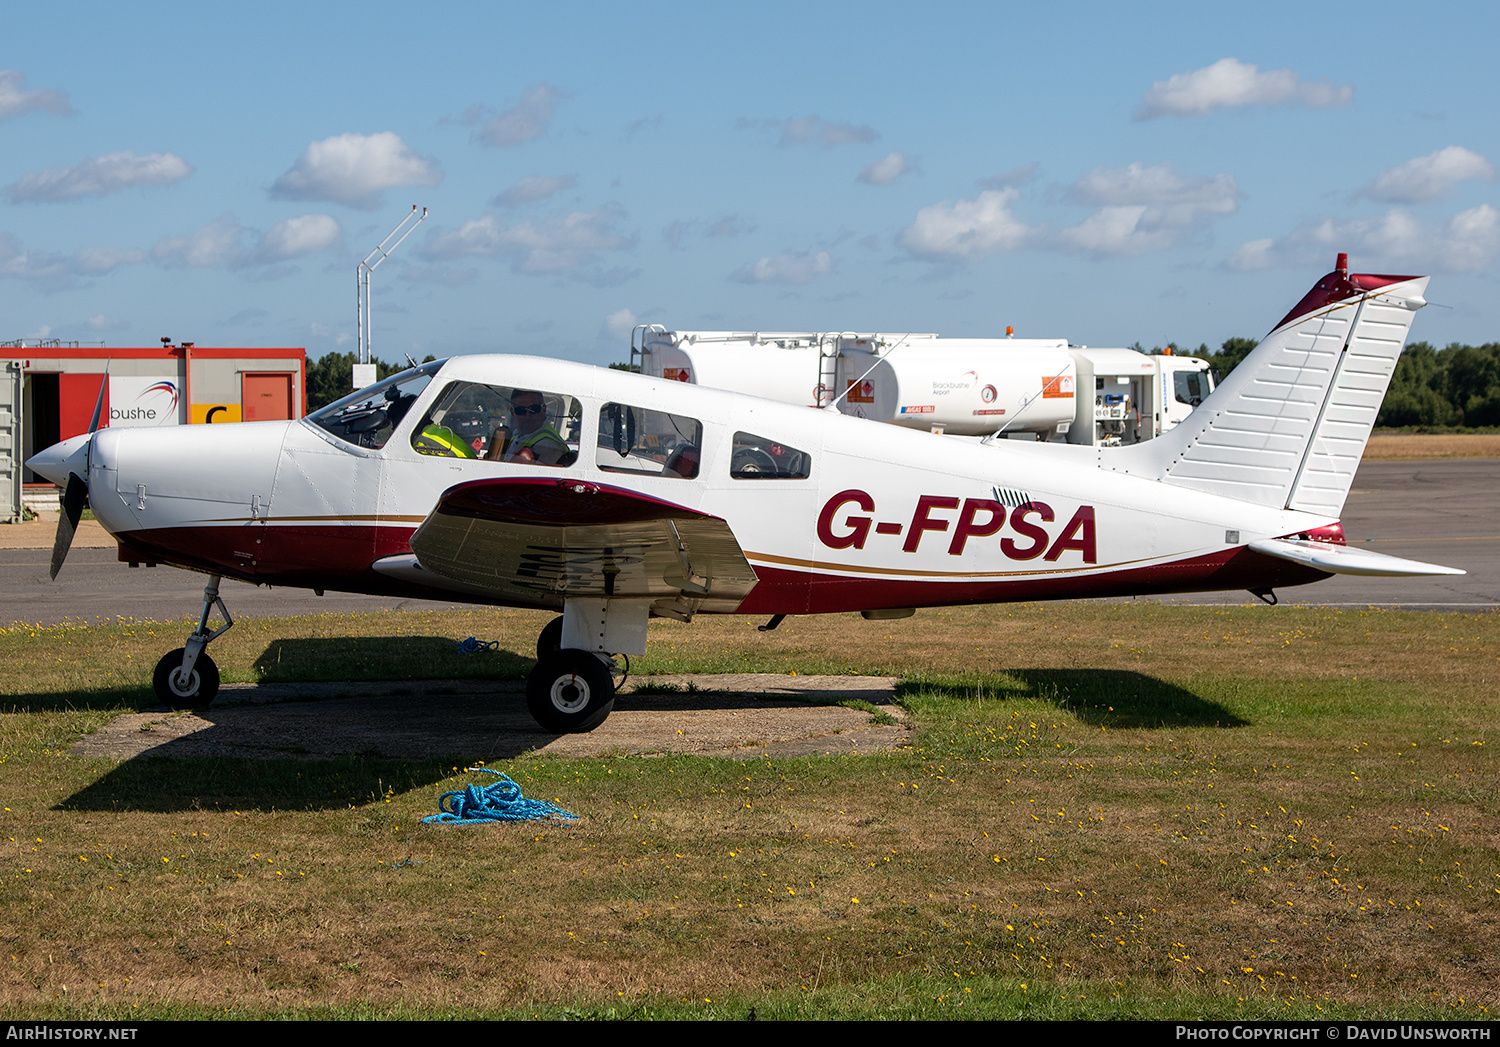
top-left (536, 615), bottom-right (564, 661)
top-left (526, 650), bottom-right (615, 733)
top-left (152, 648), bottom-right (220, 710)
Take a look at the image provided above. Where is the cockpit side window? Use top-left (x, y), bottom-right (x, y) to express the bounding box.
top-left (596, 403), bottom-right (703, 478)
top-left (412, 381), bottom-right (580, 466)
top-left (306, 363), bottom-right (440, 449)
top-left (730, 432), bottom-right (811, 479)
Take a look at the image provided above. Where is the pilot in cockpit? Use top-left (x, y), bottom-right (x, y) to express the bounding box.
top-left (485, 389), bottom-right (570, 465)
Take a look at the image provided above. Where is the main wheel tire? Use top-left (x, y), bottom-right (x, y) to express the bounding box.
top-left (526, 650), bottom-right (615, 733)
top-left (536, 615), bottom-right (565, 662)
top-left (152, 648), bottom-right (220, 710)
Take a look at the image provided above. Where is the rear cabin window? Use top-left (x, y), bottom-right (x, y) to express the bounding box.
top-left (412, 382), bottom-right (580, 466)
top-left (596, 403), bottom-right (702, 479)
top-left (730, 432), bottom-right (811, 479)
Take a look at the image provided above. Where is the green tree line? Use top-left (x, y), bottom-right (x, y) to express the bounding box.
top-left (305, 352), bottom-right (432, 413)
top-left (1171, 338), bottom-right (1500, 429)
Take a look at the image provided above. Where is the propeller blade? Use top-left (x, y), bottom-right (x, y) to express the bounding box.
top-left (85, 368), bottom-right (107, 476)
top-left (50, 472), bottom-right (88, 581)
top-left (88, 372), bottom-right (108, 433)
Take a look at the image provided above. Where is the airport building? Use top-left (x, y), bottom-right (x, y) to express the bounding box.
top-left (1, 340), bottom-right (305, 521)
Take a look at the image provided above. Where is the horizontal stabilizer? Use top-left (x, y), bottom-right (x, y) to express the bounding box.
top-left (1248, 538), bottom-right (1464, 578)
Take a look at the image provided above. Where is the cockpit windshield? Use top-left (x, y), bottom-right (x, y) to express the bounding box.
top-left (305, 361), bottom-right (444, 449)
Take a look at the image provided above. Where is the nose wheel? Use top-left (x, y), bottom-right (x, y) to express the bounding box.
top-left (526, 649), bottom-right (615, 733)
top-left (151, 575), bottom-right (232, 711)
top-left (152, 649), bottom-right (220, 710)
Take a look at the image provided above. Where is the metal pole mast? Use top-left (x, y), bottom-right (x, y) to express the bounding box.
top-left (356, 205), bottom-right (428, 369)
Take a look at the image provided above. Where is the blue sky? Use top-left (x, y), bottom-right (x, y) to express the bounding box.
top-left (2, 1), bottom-right (1496, 366)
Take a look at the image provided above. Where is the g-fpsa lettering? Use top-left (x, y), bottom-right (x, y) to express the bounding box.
top-left (816, 488), bottom-right (1097, 563)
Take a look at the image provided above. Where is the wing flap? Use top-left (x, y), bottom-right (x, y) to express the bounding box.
top-left (1249, 537), bottom-right (1465, 578)
top-left (404, 476), bottom-right (758, 603)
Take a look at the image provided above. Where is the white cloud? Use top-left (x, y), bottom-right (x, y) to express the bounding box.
top-left (493, 173), bottom-right (577, 207)
top-left (742, 116), bottom-right (879, 147)
top-left (1361, 146), bottom-right (1496, 204)
top-left (420, 204), bottom-right (635, 279)
top-left (71, 246), bottom-right (147, 274)
top-left (1224, 237), bottom-right (1277, 272)
top-left (87, 314), bottom-right (128, 332)
top-left (0, 233), bottom-right (68, 287)
top-left (898, 188), bottom-right (1032, 261)
top-left (473, 85), bottom-right (564, 147)
top-left (152, 215), bottom-right (251, 268)
top-left (730, 250), bottom-right (834, 285)
top-left (259, 214), bottom-right (342, 260)
top-left (1064, 163), bottom-right (1238, 209)
top-left (270, 132), bottom-right (442, 209)
top-left (1136, 58), bottom-right (1352, 119)
top-left (899, 166), bottom-right (1238, 263)
top-left (5, 151), bottom-right (193, 203)
top-left (1057, 163), bottom-right (1240, 256)
top-left (0, 234), bottom-right (148, 291)
top-left (1058, 207), bottom-right (1165, 256)
top-left (604, 308), bottom-right (637, 340)
top-left (152, 213), bottom-right (343, 270)
top-left (858, 151), bottom-right (913, 186)
top-left (0, 69), bottom-right (72, 120)
top-left (1226, 204), bottom-right (1500, 273)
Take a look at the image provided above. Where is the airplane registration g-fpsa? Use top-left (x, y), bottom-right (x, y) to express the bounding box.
top-left (26, 256), bottom-right (1463, 733)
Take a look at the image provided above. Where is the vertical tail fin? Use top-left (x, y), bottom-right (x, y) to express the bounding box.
top-left (1111, 256), bottom-right (1428, 517)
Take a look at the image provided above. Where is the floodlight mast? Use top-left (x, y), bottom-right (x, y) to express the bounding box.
top-left (355, 205), bottom-right (428, 369)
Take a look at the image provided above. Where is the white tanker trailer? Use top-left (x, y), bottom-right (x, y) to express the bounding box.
top-left (630, 327), bottom-right (1213, 446)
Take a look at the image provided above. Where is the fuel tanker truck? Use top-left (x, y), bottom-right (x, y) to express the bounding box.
top-left (629, 327), bottom-right (1214, 447)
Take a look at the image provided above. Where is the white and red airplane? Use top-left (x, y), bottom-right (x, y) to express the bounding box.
top-left (26, 256), bottom-right (1461, 732)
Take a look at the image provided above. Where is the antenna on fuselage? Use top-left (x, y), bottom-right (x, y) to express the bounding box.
top-left (355, 205), bottom-right (428, 389)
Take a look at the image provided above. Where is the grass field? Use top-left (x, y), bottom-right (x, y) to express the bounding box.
top-left (1, 602), bottom-right (1495, 1020)
top-left (1363, 433), bottom-right (1500, 459)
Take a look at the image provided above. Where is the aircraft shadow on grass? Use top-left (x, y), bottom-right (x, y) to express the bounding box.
top-left (249, 635), bottom-right (533, 684)
top-left (59, 752), bottom-right (469, 815)
top-left (898, 668), bottom-right (1250, 730)
top-left (54, 668), bottom-right (1243, 813)
top-left (5, 686), bottom-right (150, 714)
top-left (54, 648), bottom-right (904, 814)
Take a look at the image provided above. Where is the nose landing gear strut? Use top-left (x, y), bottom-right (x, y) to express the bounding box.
top-left (152, 575), bottom-right (232, 710)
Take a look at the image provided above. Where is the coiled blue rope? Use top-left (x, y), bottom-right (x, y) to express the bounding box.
top-left (455, 636), bottom-right (499, 653)
top-left (423, 767), bottom-right (578, 825)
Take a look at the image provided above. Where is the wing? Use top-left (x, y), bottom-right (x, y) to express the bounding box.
top-left (1249, 537), bottom-right (1464, 578)
top-left (373, 476), bottom-right (759, 605)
